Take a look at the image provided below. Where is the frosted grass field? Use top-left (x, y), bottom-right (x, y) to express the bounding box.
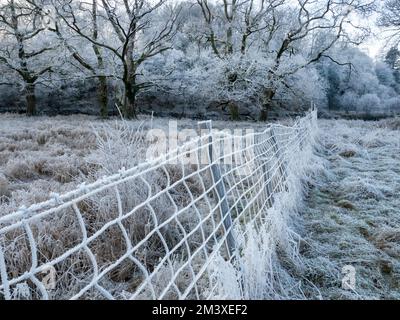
top-left (0, 114), bottom-right (399, 299)
top-left (0, 114), bottom-right (294, 215)
top-left (300, 118), bottom-right (400, 299)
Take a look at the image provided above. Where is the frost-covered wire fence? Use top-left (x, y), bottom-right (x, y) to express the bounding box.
top-left (0, 108), bottom-right (318, 300)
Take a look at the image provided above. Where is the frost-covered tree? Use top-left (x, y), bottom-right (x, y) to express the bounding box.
top-left (385, 47), bottom-right (400, 70)
top-left (179, 0), bottom-right (374, 119)
top-left (49, 0), bottom-right (111, 118)
top-left (383, 47), bottom-right (400, 87)
top-left (55, 0), bottom-right (180, 119)
top-left (0, 0), bottom-right (58, 115)
top-left (321, 45), bottom-right (400, 115)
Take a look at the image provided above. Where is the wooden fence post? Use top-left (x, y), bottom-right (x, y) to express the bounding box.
top-left (198, 120), bottom-right (236, 258)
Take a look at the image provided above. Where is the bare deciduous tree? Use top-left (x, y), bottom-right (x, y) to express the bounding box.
top-left (194, 0), bottom-right (374, 119)
top-left (55, 0), bottom-right (180, 118)
top-left (0, 0), bottom-right (55, 115)
top-left (49, 0), bottom-right (110, 118)
top-left (196, 0), bottom-right (284, 57)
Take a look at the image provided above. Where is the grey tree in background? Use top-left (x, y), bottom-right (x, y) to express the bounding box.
top-left (55, 0), bottom-right (180, 119)
top-left (193, 0), bottom-right (375, 120)
top-left (0, 0), bottom-right (56, 115)
top-left (385, 47), bottom-right (400, 70)
top-left (50, 0), bottom-right (110, 118)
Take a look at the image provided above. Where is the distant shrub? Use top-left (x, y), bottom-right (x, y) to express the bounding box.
top-left (339, 150), bottom-right (356, 158)
top-left (385, 97), bottom-right (400, 113)
top-left (357, 94), bottom-right (381, 114)
top-left (36, 134), bottom-right (48, 146)
top-left (5, 160), bottom-right (35, 181)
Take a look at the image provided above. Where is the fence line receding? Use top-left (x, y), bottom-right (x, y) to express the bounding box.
top-left (0, 108), bottom-right (318, 300)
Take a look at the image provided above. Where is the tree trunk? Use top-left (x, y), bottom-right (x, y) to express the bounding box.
top-left (25, 83), bottom-right (36, 116)
top-left (259, 109), bottom-right (268, 121)
top-left (226, 25), bottom-right (233, 55)
top-left (122, 80), bottom-right (137, 119)
top-left (120, 39), bottom-right (138, 119)
top-left (260, 88), bottom-right (275, 121)
top-left (98, 76), bottom-right (108, 118)
top-left (228, 101), bottom-right (239, 120)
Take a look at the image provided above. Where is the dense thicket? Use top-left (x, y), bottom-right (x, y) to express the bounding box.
top-left (0, 0), bottom-right (399, 119)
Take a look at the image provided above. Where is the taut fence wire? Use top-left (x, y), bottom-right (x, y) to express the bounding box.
top-left (0, 107), bottom-right (318, 300)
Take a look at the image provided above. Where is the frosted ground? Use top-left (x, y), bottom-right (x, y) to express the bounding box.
top-left (0, 114), bottom-right (399, 299)
top-left (301, 118), bottom-right (400, 299)
top-left (0, 114), bottom-right (294, 215)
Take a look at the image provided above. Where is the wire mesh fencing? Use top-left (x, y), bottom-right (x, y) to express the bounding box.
top-left (0, 108), bottom-right (318, 300)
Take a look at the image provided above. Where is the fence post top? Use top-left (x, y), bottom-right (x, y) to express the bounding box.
top-left (197, 120), bottom-right (213, 130)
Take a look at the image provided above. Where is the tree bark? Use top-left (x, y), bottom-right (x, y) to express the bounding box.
top-left (122, 79), bottom-right (137, 119)
top-left (97, 76), bottom-right (108, 118)
top-left (226, 25), bottom-right (233, 55)
top-left (121, 39), bottom-right (138, 119)
top-left (92, 1), bottom-right (109, 118)
top-left (260, 88), bottom-right (275, 121)
top-left (25, 82), bottom-right (36, 116)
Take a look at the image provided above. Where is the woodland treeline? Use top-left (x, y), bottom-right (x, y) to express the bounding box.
top-left (1, 0), bottom-right (400, 120)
